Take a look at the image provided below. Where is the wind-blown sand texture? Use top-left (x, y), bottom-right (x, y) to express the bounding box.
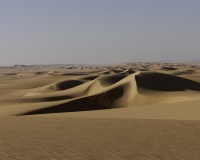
top-left (1, 62), bottom-right (200, 159)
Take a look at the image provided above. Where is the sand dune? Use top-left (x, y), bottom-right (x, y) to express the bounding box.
top-left (1, 63), bottom-right (200, 116)
top-left (1, 63), bottom-right (200, 159)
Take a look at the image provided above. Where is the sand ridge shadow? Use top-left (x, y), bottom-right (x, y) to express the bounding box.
top-left (18, 96), bottom-right (110, 116)
top-left (98, 74), bottom-right (127, 87)
top-left (51, 80), bottom-right (83, 91)
top-left (135, 72), bottom-right (200, 91)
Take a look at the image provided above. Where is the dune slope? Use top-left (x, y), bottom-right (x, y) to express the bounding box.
top-left (0, 63), bottom-right (200, 116)
top-left (1, 63), bottom-right (200, 159)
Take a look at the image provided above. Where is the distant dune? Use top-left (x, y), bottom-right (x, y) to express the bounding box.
top-left (1, 62), bottom-right (200, 159)
top-left (1, 62), bottom-right (200, 116)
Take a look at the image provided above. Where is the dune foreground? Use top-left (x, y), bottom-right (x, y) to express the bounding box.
top-left (1, 62), bottom-right (200, 159)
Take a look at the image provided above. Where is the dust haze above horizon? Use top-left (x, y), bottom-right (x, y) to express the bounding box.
top-left (0, 0), bottom-right (200, 66)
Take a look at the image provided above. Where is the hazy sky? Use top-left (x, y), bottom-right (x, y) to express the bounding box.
top-left (0, 0), bottom-right (200, 65)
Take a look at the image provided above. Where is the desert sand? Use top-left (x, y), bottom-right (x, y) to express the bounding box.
top-left (1, 62), bottom-right (200, 159)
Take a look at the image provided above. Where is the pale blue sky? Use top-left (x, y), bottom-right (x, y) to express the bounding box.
top-left (0, 0), bottom-right (200, 66)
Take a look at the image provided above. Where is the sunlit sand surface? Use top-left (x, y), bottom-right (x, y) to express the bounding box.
top-left (1, 62), bottom-right (200, 159)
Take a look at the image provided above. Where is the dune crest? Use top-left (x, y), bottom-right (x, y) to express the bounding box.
top-left (0, 63), bottom-right (200, 116)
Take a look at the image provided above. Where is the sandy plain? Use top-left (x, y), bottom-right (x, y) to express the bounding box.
top-left (1, 62), bottom-right (200, 159)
